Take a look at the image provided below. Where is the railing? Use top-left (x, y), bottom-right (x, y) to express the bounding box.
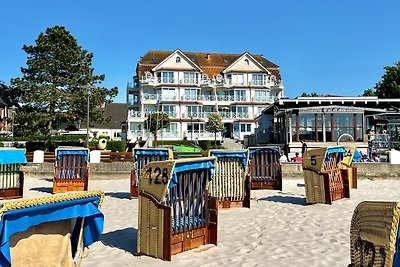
top-left (129, 111), bottom-right (145, 118)
top-left (216, 95), bottom-right (234, 101)
top-left (253, 96), bottom-right (273, 102)
top-left (159, 130), bottom-right (179, 138)
top-left (232, 96), bottom-right (248, 102)
top-left (100, 152), bottom-right (134, 162)
top-left (185, 131), bottom-right (222, 139)
top-left (140, 76), bottom-right (283, 88)
top-left (219, 112), bottom-right (250, 119)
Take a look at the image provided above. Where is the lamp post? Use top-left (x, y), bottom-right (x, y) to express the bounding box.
top-left (190, 114), bottom-right (193, 142)
top-left (11, 105), bottom-right (16, 144)
top-left (85, 85), bottom-right (91, 148)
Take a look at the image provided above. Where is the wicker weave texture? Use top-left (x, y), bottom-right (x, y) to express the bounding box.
top-left (350, 201), bottom-right (400, 267)
top-left (303, 170), bottom-right (325, 204)
top-left (210, 157), bottom-right (246, 201)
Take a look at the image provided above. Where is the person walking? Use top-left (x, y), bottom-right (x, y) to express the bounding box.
top-left (301, 140), bottom-right (308, 156)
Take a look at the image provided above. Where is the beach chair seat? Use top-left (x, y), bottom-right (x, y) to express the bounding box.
top-left (0, 149), bottom-right (27, 200)
top-left (209, 149), bottom-right (251, 209)
top-left (349, 201), bottom-right (400, 267)
top-left (0, 190), bottom-right (104, 267)
top-left (137, 157), bottom-right (218, 261)
top-left (302, 146), bottom-right (350, 204)
top-left (53, 147), bottom-right (89, 193)
top-left (341, 147), bottom-right (358, 189)
top-left (248, 147), bottom-right (282, 190)
top-left (130, 148), bottom-right (173, 198)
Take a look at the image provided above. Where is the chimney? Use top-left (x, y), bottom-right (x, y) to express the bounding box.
top-left (206, 53), bottom-right (211, 60)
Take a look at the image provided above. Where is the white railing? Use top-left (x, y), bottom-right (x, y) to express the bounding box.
top-left (253, 96), bottom-right (273, 102)
top-left (232, 96), bottom-right (248, 102)
top-left (129, 111), bottom-right (145, 118)
top-left (159, 130), bottom-right (179, 138)
top-left (216, 95), bottom-right (234, 101)
top-left (182, 95), bottom-right (214, 101)
top-left (185, 130), bottom-right (222, 139)
top-left (219, 112), bottom-right (250, 119)
top-left (140, 76), bottom-right (284, 88)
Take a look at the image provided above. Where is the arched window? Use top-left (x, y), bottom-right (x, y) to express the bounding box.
top-left (176, 56), bottom-right (181, 64)
top-left (244, 59), bottom-right (249, 66)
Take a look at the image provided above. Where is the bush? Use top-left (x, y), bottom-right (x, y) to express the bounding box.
top-left (106, 140), bottom-right (126, 152)
top-left (198, 140), bottom-right (211, 150)
top-left (159, 140), bottom-right (194, 147)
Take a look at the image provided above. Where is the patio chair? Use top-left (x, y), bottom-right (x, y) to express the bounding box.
top-left (247, 147), bottom-right (282, 190)
top-left (130, 148), bottom-right (173, 198)
top-left (208, 149), bottom-right (250, 208)
top-left (53, 147), bottom-right (89, 193)
top-left (349, 201), bottom-right (400, 267)
top-left (0, 190), bottom-right (104, 267)
top-left (137, 157), bottom-right (218, 261)
top-left (302, 146), bottom-right (350, 204)
top-left (0, 149), bottom-right (27, 199)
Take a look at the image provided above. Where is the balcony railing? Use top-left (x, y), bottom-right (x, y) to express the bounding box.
top-left (219, 112), bottom-right (250, 119)
top-left (140, 76), bottom-right (284, 88)
top-left (216, 95), bottom-right (234, 101)
top-left (182, 95), bottom-right (214, 101)
top-left (185, 130), bottom-right (222, 139)
top-left (253, 96), bottom-right (273, 102)
top-left (141, 94), bottom-right (177, 101)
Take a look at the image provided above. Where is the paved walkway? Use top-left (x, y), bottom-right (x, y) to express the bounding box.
top-left (222, 138), bottom-right (243, 150)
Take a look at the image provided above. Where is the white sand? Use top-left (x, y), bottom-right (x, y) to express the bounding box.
top-left (22, 177), bottom-right (400, 267)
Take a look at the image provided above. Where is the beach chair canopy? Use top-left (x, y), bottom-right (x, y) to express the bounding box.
top-left (248, 147), bottom-right (280, 159)
top-left (0, 190), bottom-right (104, 267)
top-left (0, 150), bottom-right (27, 165)
top-left (56, 147), bottom-right (89, 161)
top-left (134, 148), bottom-right (172, 160)
top-left (209, 149), bottom-right (248, 167)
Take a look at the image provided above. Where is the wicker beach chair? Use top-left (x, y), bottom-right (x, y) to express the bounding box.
top-left (0, 149), bottom-right (27, 200)
top-left (247, 147), bottom-right (282, 190)
top-left (302, 146), bottom-right (350, 204)
top-left (341, 147), bottom-right (358, 189)
top-left (137, 157), bottom-right (218, 261)
top-left (349, 201), bottom-right (400, 267)
top-left (53, 147), bottom-right (90, 193)
top-left (0, 190), bottom-right (104, 267)
top-left (130, 148), bottom-right (173, 198)
top-left (208, 149), bottom-right (250, 209)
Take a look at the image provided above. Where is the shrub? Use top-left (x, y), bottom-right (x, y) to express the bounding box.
top-left (106, 141), bottom-right (126, 152)
top-left (198, 140), bottom-right (211, 150)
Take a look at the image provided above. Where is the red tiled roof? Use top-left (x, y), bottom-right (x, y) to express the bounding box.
top-left (136, 50), bottom-right (281, 80)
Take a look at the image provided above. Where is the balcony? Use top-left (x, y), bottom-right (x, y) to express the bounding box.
top-left (139, 77), bottom-right (176, 86)
top-left (180, 79), bottom-right (199, 85)
top-left (184, 130), bottom-right (222, 140)
top-left (182, 95), bottom-right (214, 102)
top-left (219, 112), bottom-right (250, 119)
top-left (253, 96), bottom-right (273, 102)
top-left (141, 94), bottom-right (177, 102)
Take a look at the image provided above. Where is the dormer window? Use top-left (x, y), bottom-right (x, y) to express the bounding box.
top-left (244, 59), bottom-right (249, 66)
top-left (176, 56), bottom-right (181, 64)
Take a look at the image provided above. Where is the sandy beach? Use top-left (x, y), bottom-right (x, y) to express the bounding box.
top-left (21, 177), bottom-right (400, 267)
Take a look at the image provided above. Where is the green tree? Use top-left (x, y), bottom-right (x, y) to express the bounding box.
top-left (145, 113), bottom-right (170, 146)
top-left (206, 112), bottom-right (225, 147)
top-left (375, 61), bottom-right (400, 98)
top-left (0, 81), bottom-right (21, 106)
top-left (300, 92), bottom-right (319, 97)
top-left (10, 25), bottom-right (118, 137)
top-left (362, 88), bottom-right (377, 96)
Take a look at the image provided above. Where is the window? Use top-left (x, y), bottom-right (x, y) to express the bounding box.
top-left (240, 124), bottom-right (252, 132)
top-left (157, 87), bottom-right (176, 100)
top-left (230, 74), bottom-right (244, 85)
top-left (232, 90), bottom-right (246, 101)
top-left (162, 105), bottom-right (176, 117)
top-left (113, 132), bottom-right (121, 138)
top-left (187, 106), bottom-right (200, 117)
top-left (254, 90), bottom-right (270, 101)
top-left (176, 56), bottom-right (181, 64)
top-left (188, 123), bottom-right (205, 132)
top-left (164, 123), bottom-right (177, 132)
top-left (183, 72), bottom-right (198, 84)
top-left (157, 72), bottom-right (174, 83)
top-left (184, 88), bottom-right (198, 100)
top-left (252, 74), bottom-right (265, 86)
top-left (244, 59), bottom-right (249, 66)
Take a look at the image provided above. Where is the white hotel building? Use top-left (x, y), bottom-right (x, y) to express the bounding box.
top-left (124, 49), bottom-right (284, 143)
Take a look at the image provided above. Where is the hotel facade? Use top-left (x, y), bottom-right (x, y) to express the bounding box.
top-left (124, 49), bottom-right (284, 143)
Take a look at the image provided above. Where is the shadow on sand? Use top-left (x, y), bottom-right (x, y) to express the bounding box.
top-left (258, 193), bottom-right (306, 206)
top-left (29, 187), bottom-right (53, 194)
top-left (101, 227), bottom-right (137, 254)
top-left (105, 192), bottom-right (131, 199)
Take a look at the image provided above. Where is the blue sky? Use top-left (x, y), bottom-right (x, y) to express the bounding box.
top-left (1, 0), bottom-right (399, 103)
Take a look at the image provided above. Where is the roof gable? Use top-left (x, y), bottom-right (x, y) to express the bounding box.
top-left (223, 52), bottom-right (270, 74)
top-left (152, 49), bottom-right (202, 72)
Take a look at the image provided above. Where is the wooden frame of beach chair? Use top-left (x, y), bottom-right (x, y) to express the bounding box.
top-left (208, 149), bottom-right (251, 209)
top-left (0, 190), bottom-right (104, 267)
top-left (349, 201), bottom-right (400, 267)
top-left (302, 146), bottom-right (350, 204)
top-left (53, 147), bottom-right (90, 193)
top-left (0, 149), bottom-right (27, 200)
top-left (341, 147), bottom-right (358, 189)
top-left (137, 157), bottom-right (218, 261)
top-left (247, 147), bottom-right (282, 190)
top-left (130, 148), bottom-right (173, 198)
